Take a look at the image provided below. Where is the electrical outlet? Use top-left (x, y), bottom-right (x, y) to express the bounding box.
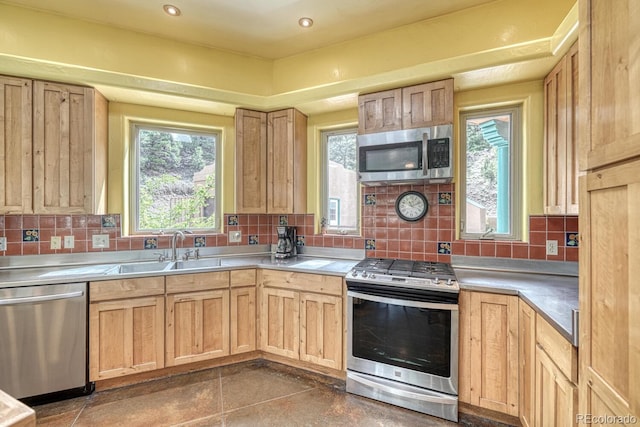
top-left (229, 231), bottom-right (242, 243)
top-left (64, 235), bottom-right (75, 249)
top-left (51, 236), bottom-right (62, 250)
top-left (0, 237), bottom-right (6, 251)
top-left (546, 240), bottom-right (558, 256)
top-left (92, 234), bottom-right (110, 249)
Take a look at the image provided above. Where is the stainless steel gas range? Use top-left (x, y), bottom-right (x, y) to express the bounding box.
top-left (345, 258), bottom-right (460, 422)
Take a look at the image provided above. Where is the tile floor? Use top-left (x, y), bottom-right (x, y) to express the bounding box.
top-left (33, 360), bottom-right (514, 426)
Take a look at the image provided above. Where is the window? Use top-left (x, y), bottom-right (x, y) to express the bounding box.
top-left (131, 123), bottom-right (221, 233)
top-left (321, 128), bottom-right (359, 234)
top-left (460, 105), bottom-right (522, 240)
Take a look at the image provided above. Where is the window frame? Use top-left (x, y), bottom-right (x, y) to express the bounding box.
top-left (129, 122), bottom-right (222, 235)
top-left (320, 127), bottom-right (360, 235)
top-left (459, 105), bottom-right (523, 241)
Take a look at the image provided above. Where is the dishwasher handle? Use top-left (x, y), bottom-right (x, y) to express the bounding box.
top-left (0, 290), bottom-right (85, 306)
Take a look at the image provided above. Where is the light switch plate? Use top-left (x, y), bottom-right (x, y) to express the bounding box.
top-left (546, 240), bottom-right (558, 256)
top-left (51, 236), bottom-right (62, 250)
top-left (229, 231), bottom-right (242, 243)
top-left (92, 234), bottom-right (110, 249)
top-left (64, 235), bottom-right (75, 249)
top-left (0, 237), bottom-right (6, 251)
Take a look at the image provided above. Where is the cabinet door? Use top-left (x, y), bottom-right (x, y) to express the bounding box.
top-left (534, 346), bottom-right (578, 427)
top-left (579, 0), bottom-right (640, 170)
top-left (33, 81), bottom-right (107, 214)
top-left (0, 76), bottom-right (32, 214)
top-left (230, 286), bottom-right (256, 354)
top-left (544, 42), bottom-right (581, 215)
top-left (89, 296), bottom-right (165, 381)
top-left (299, 292), bottom-right (343, 370)
top-left (544, 54), bottom-right (568, 214)
top-left (267, 109), bottom-right (307, 214)
top-left (166, 289), bottom-right (230, 366)
top-left (235, 109), bottom-right (267, 213)
top-left (358, 89), bottom-right (402, 134)
top-left (458, 290), bottom-right (472, 404)
top-left (401, 79), bottom-right (453, 128)
top-left (469, 292), bottom-right (519, 416)
top-left (259, 287), bottom-right (299, 359)
top-left (579, 161), bottom-right (640, 420)
top-left (519, 300), bottom-right (537, 427)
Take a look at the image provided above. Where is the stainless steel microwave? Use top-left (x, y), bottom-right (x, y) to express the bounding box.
top-left (357, 124), bottom-right (453, 185)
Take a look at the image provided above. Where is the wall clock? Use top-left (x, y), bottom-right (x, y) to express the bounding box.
top-left (395, 191), bottom-right (429, 222)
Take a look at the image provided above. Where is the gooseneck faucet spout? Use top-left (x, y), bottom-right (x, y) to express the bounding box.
top-left (171, 230), bottom-right (192, 261)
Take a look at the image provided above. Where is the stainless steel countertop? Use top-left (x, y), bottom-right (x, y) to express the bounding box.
top-left (452, 256), bottom-right (579, 346)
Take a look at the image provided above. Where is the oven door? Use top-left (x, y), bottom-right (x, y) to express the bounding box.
top-left (347, 289), bottom-right (458, 396)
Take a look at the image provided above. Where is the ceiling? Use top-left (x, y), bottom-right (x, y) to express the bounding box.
top-left (1, 0), bottom-right (496, 59)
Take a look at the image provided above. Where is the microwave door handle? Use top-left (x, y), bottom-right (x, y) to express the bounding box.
top-left (422, 131), bottom-right (429, 176)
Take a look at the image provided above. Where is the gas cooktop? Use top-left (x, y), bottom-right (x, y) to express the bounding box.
top-left (346, 258), bottom-right (459, 293)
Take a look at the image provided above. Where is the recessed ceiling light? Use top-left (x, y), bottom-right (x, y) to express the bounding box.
top-left (298, 17), bottom-right (313, 28)
top-left (163, 4), bottom-right (181, 16)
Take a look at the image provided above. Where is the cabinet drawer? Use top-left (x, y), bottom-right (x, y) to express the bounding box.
top-left (536, 314), bottom-right (578, 383)
top-left (166, 271), bottom-right (230, 293)
top-left (90, 277), bottom-right (164, 302)
top-left (262, 270), bottom-right (342, 296)
top-left (231, 269), bottom-right (257, 287)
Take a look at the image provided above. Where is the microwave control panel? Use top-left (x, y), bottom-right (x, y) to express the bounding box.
top-left (426, 138), bottom-right (451, 169)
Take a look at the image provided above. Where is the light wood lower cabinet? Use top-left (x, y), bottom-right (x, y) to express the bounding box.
top-left (534, 345), bottom-right (578, 427)
top-left (89, 277), bottom-right (165, 381)
top-left (519, 300), bottom-right (537, 427)
top-left (259, 270), bottom-right (343, 369)
top-left (165, 272), bottom-right (230, 366)
top-left (299, 292), bottom-right (343, 369)
top-left (259, 287), bottom-right (300, 359)
top-left (460, 290), bottom-right (519, 416)
top-left (230, 269), bottom-right (257, 354)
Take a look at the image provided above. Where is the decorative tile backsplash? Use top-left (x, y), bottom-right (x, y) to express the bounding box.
top-left (0, 185), bottom-right (579, 263)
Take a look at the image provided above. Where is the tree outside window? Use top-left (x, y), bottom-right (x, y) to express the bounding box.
top-left (132, 124), bottom-right (220, 233)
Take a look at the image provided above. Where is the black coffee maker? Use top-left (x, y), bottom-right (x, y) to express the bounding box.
top-left (275, 226), bottom-right (297, 259)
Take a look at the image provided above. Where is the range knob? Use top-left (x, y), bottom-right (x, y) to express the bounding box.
top-left (433, 277), bottom-right (440, 284)
top-left (370, 273), bottom-right (376, 279)
top-left (361, 271), bottom-right (369, 279)
top-left (447, 278), bottom-right (453, 286)
top-left (350, 270), bottom-right (358, 277)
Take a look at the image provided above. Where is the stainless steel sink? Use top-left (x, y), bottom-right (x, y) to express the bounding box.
top-left (170, 258), bottom-right (221, 270)
top-left (107, 261), bottom-right (174, 275)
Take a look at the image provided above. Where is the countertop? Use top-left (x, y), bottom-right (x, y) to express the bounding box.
top-left (0, 250), bottom-right (578, 347)
top-left (0, 389), bottom-right (35, 427)
top-left (452, 256), bottom-right (579, 346)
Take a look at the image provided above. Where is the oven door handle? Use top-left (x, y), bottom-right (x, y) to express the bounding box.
top-left (348, 291), bottom-right (458, 311)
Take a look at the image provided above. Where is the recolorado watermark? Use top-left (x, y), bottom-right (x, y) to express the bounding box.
top-left (577, 414), bottom-right (638, 424)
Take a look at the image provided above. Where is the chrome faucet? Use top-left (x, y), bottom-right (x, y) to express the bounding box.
top-left (171, 230), bottom-right (192, 261)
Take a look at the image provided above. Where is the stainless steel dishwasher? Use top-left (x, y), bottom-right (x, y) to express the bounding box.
top-left (0, 282), bottom-right (92, 401)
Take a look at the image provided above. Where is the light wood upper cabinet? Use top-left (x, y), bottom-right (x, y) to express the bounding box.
top-left (89, 277), bottom-right (165, 381)
top-left (267, 108), bottom-right (307, 214)
top-left (401, 79), bottom-right (454, 129)
top-left (468, 291), bottom-right (519, 417)
top-left (544, 42), bottom-right (581, 215)
top-left (358, 79), bottom-right (454, 135)
top-left (235, 109), bottom-right (267, 214)
top-left (165, 272), bottom-right (230, 366)
top-left (33, 81), bottom-right (107, 214)
top-left (579, 0), bottom-right (640, 171)
top-left (519, 300), bottom-right (536, 427)
top-left (230, 269), bottom-right (257, 355)
top-left (235, 108), bottom-right (307, 214)
top-left (0, 76), bottom-right (32, 214)
top-left (358, 88), bottom-right (402, 134)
